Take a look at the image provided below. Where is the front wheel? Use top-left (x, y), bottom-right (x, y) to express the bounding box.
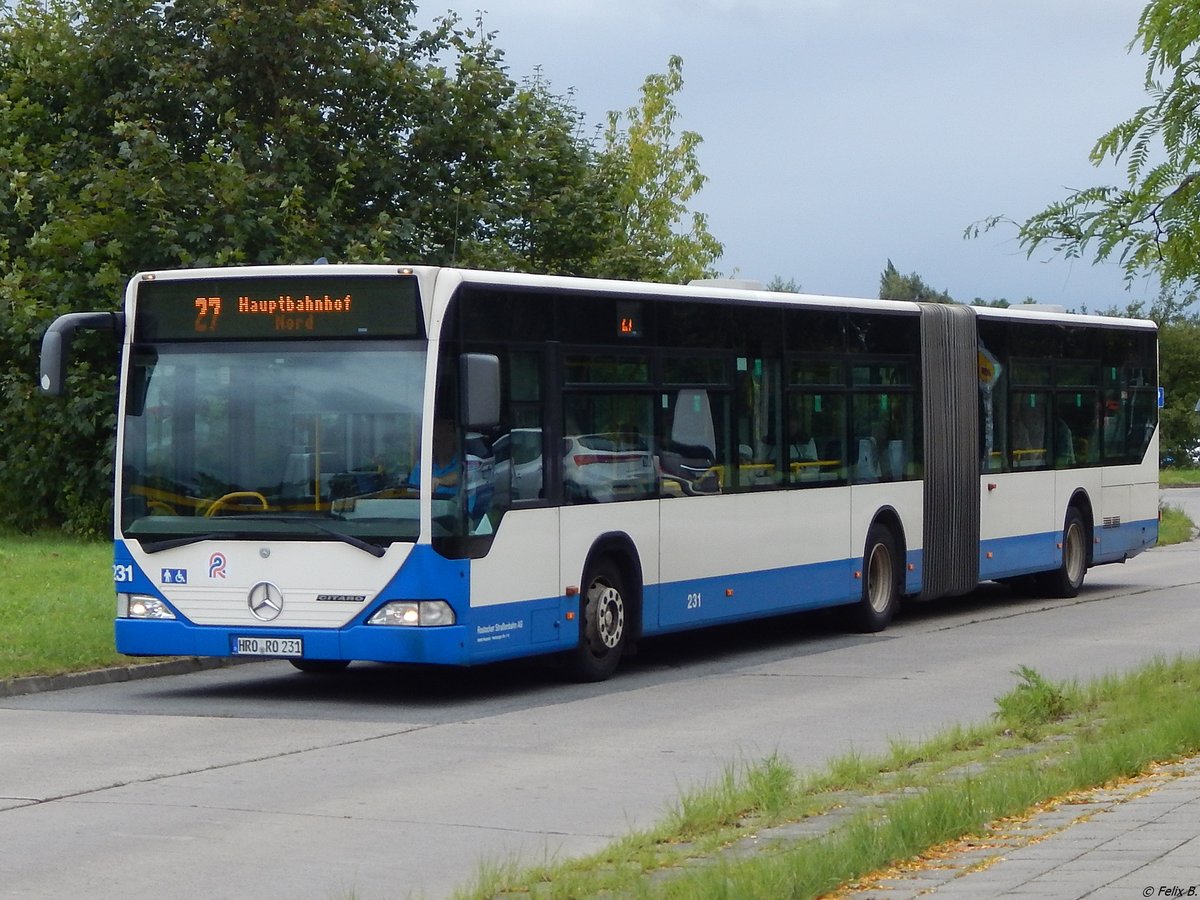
top-left (851, 523), bottom-right (900, 633)
top-left (1036, 507), bottom-right (1088, 598)
top-left (566, 557), bottom-right (630, 682)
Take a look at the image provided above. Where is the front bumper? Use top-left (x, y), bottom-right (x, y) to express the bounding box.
top-left (116, 618), bottom-right (472, 666)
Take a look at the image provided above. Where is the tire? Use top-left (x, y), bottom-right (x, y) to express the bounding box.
top-left (290, 659), bottom-right (351, 674)
top-left (567, 556), bottom-right (630, 682)
top-left (1035, 507), bottom-right (1088, 598)
top-left (852, 523), bottom-right (900, 633)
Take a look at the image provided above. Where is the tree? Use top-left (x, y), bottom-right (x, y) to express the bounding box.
top-left (878, 260), bottom-right (955, 303)
top-left (456, 66), bottom-right (619, 275)
top-left (999, 0), bottom-right (1200, 291)
top-left (0, 1), bottom-right (722, 531)
top-left (594, 55), bottom-right (723, 284)
top-left (766, 276), bottom-right (802, 292)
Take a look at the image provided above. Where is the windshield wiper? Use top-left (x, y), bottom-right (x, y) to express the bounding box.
top-left (135, 516), bottom-right (387, 558)
top-left (309, 522), bottom-right (387, 558)
top-left (140, 533), bottom-right (228, 554)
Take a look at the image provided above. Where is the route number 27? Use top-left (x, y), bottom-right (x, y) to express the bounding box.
top-left (194, 296), bottom-right (222, 332)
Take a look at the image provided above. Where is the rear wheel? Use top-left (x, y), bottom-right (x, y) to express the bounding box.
top-left (567, 557), bottom-right (629, 682)
top-left (1036, 507), bottom-right (1088, 598)
top-left (852, 523), bottom-right (900, 633)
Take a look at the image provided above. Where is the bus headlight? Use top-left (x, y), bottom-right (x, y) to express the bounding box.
top-left (119, 594), bottom-right (176, 619)
top-left (368, 601), bottom-right (456, 627)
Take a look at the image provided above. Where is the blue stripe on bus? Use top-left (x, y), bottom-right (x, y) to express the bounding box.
top-left (113, 519), bottom-right (1156, 667)
top-left (1092, 517), bottom-right (1159, 564)
top-left (652, 559), bottom-right (857, 632)
top-left (978, 517), bottom-right (1157, 581)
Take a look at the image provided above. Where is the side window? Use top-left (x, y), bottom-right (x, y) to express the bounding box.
top-left (491, 350), bottom-right (545, 510)
top-left (562, 393), bottom-right (656, 503)
top-left (849, 360), bottom-right (918, 483)
top-left (1050, 359), bottom-right (1099, 469)
top-left (1008, 351), bottom-right (1101, 470)
top-left (1010, 390), bottom-right (1051, 468)
top-left (659, 388), bottom-right (729, 496)
top-left (978, 342), bottom-right (1006, 472)
top-left (735, 357), bottom-right (783, 489)
top-left (787, 390), bottom-right (846, 484)
top-left (1101, 329), bottom-right (1157, 464)
top-left (786, 355), bottom-right (847, 484)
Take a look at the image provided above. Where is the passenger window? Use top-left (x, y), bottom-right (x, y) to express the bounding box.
top-left (1010, 391), bottom-right (1051, 468)
top-left (562, 393), bottom-right (657, 503)
top-left (851, 391), bottom-right (917, 483)
top-left (979, 343), bottom-right (1006, 472)
top-left (735, 357), bottom-right (783, 489)
top-left (659, 389), bottom-right (729, 497)
top-left (787, 392), bottom-right (846, 485)
top-left (1054, 391), bottom-right (1099, 467)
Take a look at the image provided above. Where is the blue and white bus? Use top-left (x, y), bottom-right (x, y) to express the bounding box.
top-left (40, 265), bottom-right (1160, 680)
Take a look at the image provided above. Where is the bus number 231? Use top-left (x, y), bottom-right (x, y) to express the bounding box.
top-left (687, 592), bottom-right (702, 610)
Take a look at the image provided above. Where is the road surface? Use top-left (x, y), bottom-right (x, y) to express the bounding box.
top-left (2, 538), bottom-right (1198, 899)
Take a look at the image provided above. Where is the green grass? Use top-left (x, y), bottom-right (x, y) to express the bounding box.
top-left (1160, 466), bottom-right (1200, 486)
top-left (1160, 505), bottom-right (1195, 544)
top-left (0, 530), bottom-right (123, 679)
top-left (453, 657), bottom-right (1200, 899)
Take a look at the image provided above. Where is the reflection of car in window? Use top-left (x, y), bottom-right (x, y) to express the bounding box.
top-left (563, 433), bottom-right (657, 503)
top-left (493, 428), bottom-right (544, 506)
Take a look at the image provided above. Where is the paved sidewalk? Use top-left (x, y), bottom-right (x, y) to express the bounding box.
top-left (845, 756), bottom-right (1200, 899)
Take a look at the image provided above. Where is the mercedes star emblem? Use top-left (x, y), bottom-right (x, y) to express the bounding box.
top-left (247, 581), bottom-right (284, 621)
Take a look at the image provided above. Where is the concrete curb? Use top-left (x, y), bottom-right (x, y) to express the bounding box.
top-left (0, 657), bottom-right (258, 699)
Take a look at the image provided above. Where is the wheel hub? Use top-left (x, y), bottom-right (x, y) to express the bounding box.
top-left (590, 582), bottom-right (624, 650)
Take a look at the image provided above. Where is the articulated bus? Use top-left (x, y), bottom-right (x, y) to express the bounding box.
top-left (40, 265), bottom-right (1160, 681)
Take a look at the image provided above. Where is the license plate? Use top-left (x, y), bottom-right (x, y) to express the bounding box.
top-left (234, 636), bottom-right (303, 658)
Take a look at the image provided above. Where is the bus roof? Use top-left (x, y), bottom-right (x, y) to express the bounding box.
top-left (128, 264), bottom-right (1157, 332)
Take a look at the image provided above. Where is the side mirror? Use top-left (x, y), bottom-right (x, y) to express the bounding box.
top-left (40, 311), bottom-right (125, 395)
top-left (460, 353), bottom-right (500, 429)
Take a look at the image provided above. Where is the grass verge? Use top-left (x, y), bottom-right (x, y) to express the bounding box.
top-left (0, 530), bottom-right (123, 680)
top-left (1160, 504), bottom-right (1195, 544)
top-left (1160, 466), bottom-right (1200, 486)
top-left (453, 656), bottom-right (1200, 899)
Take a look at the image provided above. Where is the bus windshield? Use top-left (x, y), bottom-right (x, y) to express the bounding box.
top-left (120, 341), bottom-right (426, 550)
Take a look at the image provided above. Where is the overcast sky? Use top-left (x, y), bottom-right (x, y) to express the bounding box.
top-left (420, 0), bottom-right (1158, 309)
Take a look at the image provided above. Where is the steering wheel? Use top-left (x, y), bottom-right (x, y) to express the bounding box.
top-left (204, 491), bottom-right (269, 518)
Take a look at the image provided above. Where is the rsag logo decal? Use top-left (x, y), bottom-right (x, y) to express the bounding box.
top-left (209, 552), bottom-right (228, 579)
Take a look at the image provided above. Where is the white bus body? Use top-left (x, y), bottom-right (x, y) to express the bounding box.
top-left (41, 265), bottom-right (1158, 680)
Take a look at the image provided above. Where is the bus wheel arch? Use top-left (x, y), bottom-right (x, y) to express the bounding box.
top-left (1037, 494), bottom-right (1092, 598)
top-left (1067, 490), bottom-right (1095, 569)
top-left (567, 535), bottom-right (643, 682)
top-left (870, 506), bottom-right (908, 587)
top-left (851, 513), bottom-right (904, 633)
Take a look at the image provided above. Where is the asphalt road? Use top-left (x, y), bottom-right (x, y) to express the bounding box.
top-left (3, 537), bottom-right (1199, 900)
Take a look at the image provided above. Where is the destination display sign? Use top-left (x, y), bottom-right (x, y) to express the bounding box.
top-left (134, 273), bottom-right (422, 340)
